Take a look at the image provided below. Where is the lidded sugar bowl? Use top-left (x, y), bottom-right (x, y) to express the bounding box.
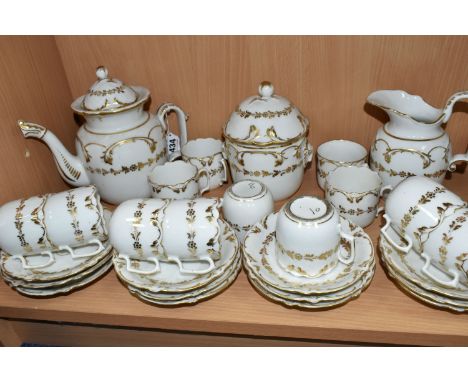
top-left (18, 66), bottom-right (188, 204)
top-left (223, 81), bottom-right (313, 201)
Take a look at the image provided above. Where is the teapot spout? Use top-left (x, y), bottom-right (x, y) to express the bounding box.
top-left (18, 120), bottom-right (90, 187)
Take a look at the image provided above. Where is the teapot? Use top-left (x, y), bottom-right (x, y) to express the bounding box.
top-left (367, 90), bottom-right (468, 188)
top-left (19, 66), bottom-right (188, 204)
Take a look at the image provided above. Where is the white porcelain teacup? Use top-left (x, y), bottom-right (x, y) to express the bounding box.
top-left (275, 196), bottom-right (355, 279)
top-left (148, 161), bottom-right (209, 199)
top-left (0, 186), bottom-right (108, 269)
top-left (325, 166), bottom-right (391, 228)
top-left (109, 197), bottom-right (222, 275)
top-left (181, 138), bottom-right (228, 191)
top-left (316, 140), bottom-right (368, 189)
top-left (221, 180), bottom-right (274, 241)
top-left (381, 176), bottom-right (466, 255)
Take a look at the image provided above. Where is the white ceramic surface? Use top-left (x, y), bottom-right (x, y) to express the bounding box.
top-left (221, 180), bottom-right (274, 241)
top-left (181, 138), bottom-right (228, 190)
top-left (325, 166), bottom-right (388, 227)
top-left (109, 198), bottom-right (222, 275)
top-left (316, 140), bottom-right (368, 190)
top-left (18, 66), bottom-right (189, 204)
top-left (223, 81), bottom-right (313, 201)
top-left (148, 161), bottom-right (209, 199)
top-left (0, 186), bottom-right (108, 269)
top-left (368, 89), bottom-right (468, 187)
top-left (275, 196), bottom-right (355, 279)
top-left (243, 213), bottom-right (375, 295)
top-left (381, 177), bottom-right (466, 256)
top-left (112, 219), bottom-right (239, 293)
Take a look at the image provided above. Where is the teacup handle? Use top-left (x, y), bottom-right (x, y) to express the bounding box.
top-left (220, 157), bottom-right (229, 183)
top-left (157, 102), bottom-right (188, 161)
top-left (376, 185), bottom-right (393, 214)
top-left (380, 214), bottom-right (413, 253)
top-left (196, 168), bottom-right (210, 195)
top-left (338, 231), bottom-right (355, 265)
top-left (448, 151), bottom-right (468, 172)
top-left (11, 251), bottom-right (55, 270)
top-left (118, 254), bottom-right (161, 275)
top-left (421, 252), bottom-right (459, 288)
top-left (302, 141), bottom-right (314, 166)
top-left (168, 256), bottom-right (215, 275)
top-left (61, 239), bottom-right (105, 259)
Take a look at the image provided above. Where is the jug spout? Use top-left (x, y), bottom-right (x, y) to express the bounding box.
top-left (18, 120), bottom-right (90, 187)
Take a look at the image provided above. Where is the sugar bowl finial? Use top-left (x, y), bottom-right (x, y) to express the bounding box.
top-left (96, 66), bottom-right (109, 80)
top-left (258, 81), bottom-right (274, 98)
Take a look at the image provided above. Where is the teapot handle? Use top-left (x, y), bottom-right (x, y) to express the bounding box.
top-left (442, 90), bottom-right (468, 124)
top-left (157, 103), bottom-right (188, 159)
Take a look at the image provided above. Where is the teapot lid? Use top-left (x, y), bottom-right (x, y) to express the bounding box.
top-left (223, 81), bottom-right (309, 147)
top-left (71, 66), bottom-right (150, 115)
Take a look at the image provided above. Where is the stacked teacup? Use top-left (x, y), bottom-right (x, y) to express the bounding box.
top-left (110, 198), bottom-right (241, 306)
top-left (243, 195), bottom-right (375, 309)
top-left (0, 186), bottom-right (113, 297)
top-left (379, 176), bottom-right (468, 312)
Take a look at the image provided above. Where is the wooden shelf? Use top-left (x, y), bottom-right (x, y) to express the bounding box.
top-left (1, 169), bottom-right (467, 346)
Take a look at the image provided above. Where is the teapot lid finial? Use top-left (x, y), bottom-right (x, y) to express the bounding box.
top-left (96, 66), bottom-right (109, 80)
top-left (258, 81), bottom-right (274, 98)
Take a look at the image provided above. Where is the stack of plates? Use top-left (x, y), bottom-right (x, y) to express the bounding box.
top-left (243, 213), bottom-right (375, 309)
top-left (113, 219), bottom-right (241, 306)
top-left (379, 225), bottom-right (468, 312)
top-left (0, 241), bottom-right (113, 297)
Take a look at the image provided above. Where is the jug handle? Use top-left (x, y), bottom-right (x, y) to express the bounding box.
top-left (448, 151), bottom-right (468, 172)
top-left (157, 103), bottom-right (188, 159)
top-left (442, 91), bottom-right (468, 124)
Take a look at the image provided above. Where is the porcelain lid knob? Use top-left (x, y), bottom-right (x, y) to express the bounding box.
top-left (258, 81), bottom-right (274, 98)
top-left (96, 66), bottom-right (109, 80)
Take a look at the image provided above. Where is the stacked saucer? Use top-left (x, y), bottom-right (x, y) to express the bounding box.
top-left (113, 219), bottom-right (241, 306)
top-left (243, 212), bottom-right (375, 309)
top-left (0, 240), bottom-right (113, 297)
top-left (379, 224), bottom-right (468, 312)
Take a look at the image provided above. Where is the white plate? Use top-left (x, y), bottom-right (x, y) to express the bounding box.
top-left (379, 225), bottom-right (468, 300)
top-left (243, 213), bottom-right (374, 295)
top-left (1, 250), bottom-right (112, 289)
top-left (247, 268), bottom-right (374, 309)
top-left (113, 219), bottom-right (239, 293)
top-left (245, 258), bottom-right (375, 304)
top-left (130, 259), bottom-right (241, 306)
top-left (12, 257), bottom-right (113, 297)
top-left (0, 241), bottom-right (112, 282)
top-left (128, 257), bottom-right (241, 303)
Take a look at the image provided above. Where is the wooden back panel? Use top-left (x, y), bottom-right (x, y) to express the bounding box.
top-left (56, 36), bottom-right (468, 155)
top-left (0, 36), bottom-right (75, 203)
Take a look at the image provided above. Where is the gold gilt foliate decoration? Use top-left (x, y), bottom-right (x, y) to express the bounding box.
top-left (278, 241), bottom-right (338, 262)
top-left (438, 210), bottom-right (468, 271)
top-left (66, 192), bottom-right (84, 243)
top-left (131, 200), bottom-right (147, 256)
top-left (204, 202), bottom-right (219, 256)
top-left (327, 187), bottom-right (379, 203)
top-left (337, 205), bottom-right (377, 216)
top-left (151, 177), bottom-right (195, 195)
top-left (369, 157), bottom-right (447, 179)
top-left (149, 200), bottom-right (168, 257)
top-left (85, 148), bottom-right (167, 176)
top-left (84, 190), bottom-right (107, 240)
top-left (372, 139), bottom-right (450, 169)
top-left (186, 200), bottom-right (198, 256)
top-left (15, 199), bottom-right (32, 252)
top-left (235, 104), bottom-right (293, 119)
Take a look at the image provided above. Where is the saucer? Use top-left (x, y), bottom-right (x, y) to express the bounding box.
top-left (379, 225), bottom-right (468, 300)
top-left (11, 256), bottom-right (113, 297)
top-left (129, 257), bottom-right (241, 305)
top-left (0, 240), bottom-right (113, 282)
top-left (113, 219), bottom-right (239, 293)
top-left (245, 259), bottom-right (374, 305)
top-left (1, 250), bottom-right (112, 289)
top-left (248, 268), bottom-right (374, 309)
top-left (381, 254), bottom-right (468, 312)
top-left (243, 213), bottom-right (375, 295)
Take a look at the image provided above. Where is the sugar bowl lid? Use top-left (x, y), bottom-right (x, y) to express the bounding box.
top-left (223, 81), bottom-right (309, 147)
top-left (71, 66), bottom-right (150, 115)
